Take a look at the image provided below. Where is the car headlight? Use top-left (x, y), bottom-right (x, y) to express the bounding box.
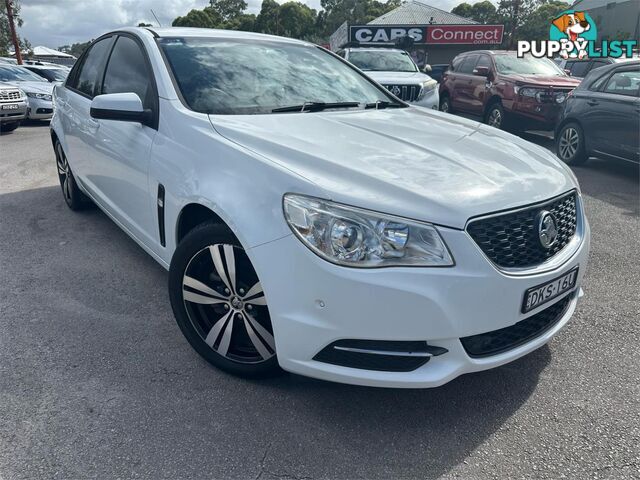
top-left (554, 92), bottom-right (567, 103)
top-left (283, 194), bottom-right (454, 267)
top-left (518, 87), bottom-right (541, 98)
top-left (26, 92), bottom-right (52, 101)
top-left (417, 80), bottom-right (438, 100)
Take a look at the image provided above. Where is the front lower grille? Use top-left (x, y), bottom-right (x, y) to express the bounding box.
top-left (460, 293), bottom-right (573, 358)
top-left (0, 90), bottom-right (21, 101)
top-left (382, 84), bottom-right (421, 102)
top-left (313, 339), bottom-right (447, 372)
top-left (467, 191), bottom-right (577, 269)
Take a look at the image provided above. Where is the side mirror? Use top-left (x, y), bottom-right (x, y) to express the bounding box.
top-left (90, 93), bottom-right (152, 126)
top-left (473, 66), bottom-right (490, 77)
top-left (422, 64), bottom-right (432, 73)
top-left (564, 69), bottom-right (571, 76)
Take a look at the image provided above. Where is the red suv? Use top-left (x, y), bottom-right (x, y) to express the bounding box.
top-left (439, 50), bottom-right (581, 132)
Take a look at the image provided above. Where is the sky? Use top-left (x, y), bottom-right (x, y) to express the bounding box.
top-left (18, 0), bottom-right (462, 49)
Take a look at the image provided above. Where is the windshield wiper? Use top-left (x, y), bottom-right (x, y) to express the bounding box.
top-left (272, 101), bottom-right (361, 113)
top-left (364, 100), bottom-right (405, 110)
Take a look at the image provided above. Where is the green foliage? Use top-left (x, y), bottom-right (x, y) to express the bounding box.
top-left (452, 1), bottom-right (497, 23)
top-left (172, 7), bottom-right (222, 28)
top-left (515, 1), bottom-right (570, 42)
top-left (58, 41), bottom-right (92, 58)
top-left (451, 0), bottom-right (570, 46)
top-left (209, 0), bottom-right (249, 22)
top-left (254, 0), bottom-right (281, 35)
top-left (0, 0), bottom-right (30, 57)
top-left (138, 22), bottom-right (153, 27)
top-left (318, 0), bottom-right (401, 37)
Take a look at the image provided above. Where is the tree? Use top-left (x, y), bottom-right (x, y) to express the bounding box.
top-left (0, 0), bottom-right (30, 57)
top-left (495, 0), bottom-right (541, 48)
top-left (318, 0), bottom-right (401, 37)
top-left (172, 7), bottom-right (222, 28)
top-left (515, 1), bottom-right (569, 42)
top-left (279, 2), bottom-right (317, 39)
top-left (58, 41), bottom-right (92, 58)
top-left (451, 1), bottom-right (497, 24)
top-left (222, 13), bottom-right (257, 31)
top-left (255, 0), bottom-right (281, 35)
top-left (209, 0), bottom-right (248, 22)
top-left (138, 22), bottom-right (153, 27)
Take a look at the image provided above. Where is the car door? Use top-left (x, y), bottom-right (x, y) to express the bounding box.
top-left (468, 54), bottom-right (492, 114)
top-left (452, 54), bottom-right (479, 113)
top-left (590, 67), bottom-right (640, 161)
top-left (88, 34), bottom-right (160, 246)
top-left (61, 35), bottom-right (115, 180)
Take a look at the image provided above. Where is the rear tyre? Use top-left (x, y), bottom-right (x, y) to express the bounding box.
top-left (439, 95), bottom-right (454, 114)
top-left (169, 223), bottom-right (280, 378)
top-left (0, 122), bottom-right (20, 133)
top-left (556, 122), bottom-right (587, 165)
top-left (54, 140), bottom-right (91, 210)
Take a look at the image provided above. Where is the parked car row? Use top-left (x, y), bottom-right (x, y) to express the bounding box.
top-left (0, 63), bottom-right (69, 133)
top-left (437, 50), bottom-right (639, 165)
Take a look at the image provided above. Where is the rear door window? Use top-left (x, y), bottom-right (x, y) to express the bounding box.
top-left (68, 36), bottom-right (114, 98)
top-left (569, 60), bottom-right (591, 77)
top-left (602, 70), bottom-right (640, 97)
top-left (458, 55), bottom-right (479, 75)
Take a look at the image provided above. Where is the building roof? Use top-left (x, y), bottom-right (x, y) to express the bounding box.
top-left (10, 46), bottom-right (75, 58)
top-left (368, 1), bottom-right (478, 25)
top-left (571, 0), bottom-right (639, 10)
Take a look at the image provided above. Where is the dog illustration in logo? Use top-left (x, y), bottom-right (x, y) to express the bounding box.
top-left (553, 11), bottom-right (591, 59)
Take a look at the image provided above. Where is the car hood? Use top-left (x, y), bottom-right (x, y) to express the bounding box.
top-left (5, 80), bottom-right (53, 94)
top-left (365, 71), bottom-right (433, 84)
top-left (502, 74), bottom-right (581, 88)
top-left (210, 107), bottom-right (576, 229)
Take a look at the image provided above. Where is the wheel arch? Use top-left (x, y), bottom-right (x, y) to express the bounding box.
top-left (175, 203), bottom-right (239, 247)
top-left (484, 95), bottom-right (502, 114)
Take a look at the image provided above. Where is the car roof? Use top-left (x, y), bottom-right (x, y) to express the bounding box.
top-left (121, 26), bottom-right (310, 46)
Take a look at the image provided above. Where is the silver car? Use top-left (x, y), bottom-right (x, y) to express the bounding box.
top-left (0, 82), bottom-right (27, 132)
top-left (0, 65), bottom-right (54, 121)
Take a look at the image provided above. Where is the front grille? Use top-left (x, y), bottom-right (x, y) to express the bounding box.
top-left (467, 191), bottom-right (577, 269)
top-left (313, 339), bottom-right (447, 372)
top-left (382, 84), bottom-right (421, 102)
top-left (0, 90), bottom-right (21, 101)
top-left (460, 293), bottom-right (573, 358)
top-left (536, 87), bottom-right (574, 103)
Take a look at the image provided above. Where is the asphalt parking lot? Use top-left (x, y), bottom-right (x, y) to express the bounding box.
top-left (1, 122), bottom-right (639, 480)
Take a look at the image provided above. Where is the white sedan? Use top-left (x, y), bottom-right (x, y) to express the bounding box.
top-left (50, 28), bottom-right (589, 388)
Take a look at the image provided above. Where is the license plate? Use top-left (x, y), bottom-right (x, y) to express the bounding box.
top-left (522, 267), bottom-right (578, 313)
top-left (1, 104), bottom-right (19, 110)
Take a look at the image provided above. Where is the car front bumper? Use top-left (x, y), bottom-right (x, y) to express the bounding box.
top-left (0, 99), bottom-right (28, 123)
top-left (411, 87), bottom-right (439, 110)
top-left (26, 97), bottom-right (53, 120)
top-left (250, 196), bottom-right (590, 388)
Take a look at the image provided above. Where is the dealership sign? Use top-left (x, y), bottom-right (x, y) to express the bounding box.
top-left (349, 25), bottom-right (504, 45)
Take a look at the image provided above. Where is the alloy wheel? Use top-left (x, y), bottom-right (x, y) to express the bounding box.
top-left (182, 243), bottom-right (275, 364)
top-left (440, 99), bottom-right (450, 113)
top-left (55, 142), bottom-right (73, 203)
top-left (558, 127), bottom-right (579, 161)
top-left (487, 107), bottom-right (502, 128)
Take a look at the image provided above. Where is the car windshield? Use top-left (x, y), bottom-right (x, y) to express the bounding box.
top-left (0, 65), bottom-right (48, 82)
top-left (494, 55), bottom-right (565, 76)
top-left (41, 69), bottom-right (68, 82)
top-left (159, 37), bottom-right (394, 115)
top-left (348, 50), bottom-right (418, 72)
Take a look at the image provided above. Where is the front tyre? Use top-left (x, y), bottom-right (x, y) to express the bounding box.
top-left (556, 122), bottom-right (587, 165)
top-left (169, 223), bottom-right (280, 378)
top-left (439, 95), bottom-right (454, 114)
top-left (54, 140), bottom-right (91, 210)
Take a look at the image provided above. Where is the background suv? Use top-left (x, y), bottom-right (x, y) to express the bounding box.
top-left (556, 61), bottom-right (639, 165)
top-left (339, 47), bottom-right (439, 109)
top-left (439, 51), bottom-right (580, 132)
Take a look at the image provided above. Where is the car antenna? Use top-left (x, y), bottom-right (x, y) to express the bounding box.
top-left (150, 9), bottom-right (162, 27)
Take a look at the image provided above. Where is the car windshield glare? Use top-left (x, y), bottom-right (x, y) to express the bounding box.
top-left (495, 55), bottom-right (565, 76)
top-left (159, 37), bottom-right (394, 115)
top-left (348, 50), bottom-right (418, 72)
top-left (0, 65), bottom-right (48, 82)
